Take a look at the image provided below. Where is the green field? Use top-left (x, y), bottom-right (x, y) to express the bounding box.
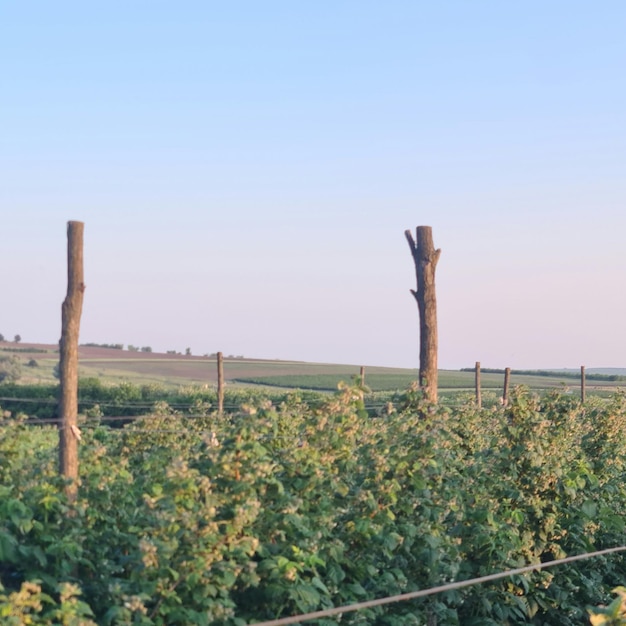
top-left (2, 343), bottom-right (624, 398)
top-left (230, 368), bottom-right (621, 395)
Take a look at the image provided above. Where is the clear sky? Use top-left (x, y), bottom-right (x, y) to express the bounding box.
top-left (2, 2), bottom-right (625, 369)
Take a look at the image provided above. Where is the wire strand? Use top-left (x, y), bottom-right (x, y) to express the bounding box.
top-left (250, 546), bottom-right (626, 626)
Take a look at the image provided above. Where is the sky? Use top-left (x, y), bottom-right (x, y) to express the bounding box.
top-left (2, 1), bottom-right (626, 370)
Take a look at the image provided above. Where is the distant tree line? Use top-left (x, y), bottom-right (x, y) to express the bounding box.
top-left (81, 343), bottom-right (153, 352)
top-left (0, 347), bottom-right (47, 354)
top-left (461, 367), bottom-right (626, 382)
top-left (127, 346), bottom-right (153, 353)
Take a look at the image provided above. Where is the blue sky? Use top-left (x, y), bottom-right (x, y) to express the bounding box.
top-left (2, 2), bottom-right (625, 369)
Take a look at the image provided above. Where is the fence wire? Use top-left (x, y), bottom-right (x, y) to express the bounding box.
top-left (250, 546), bottom-right (626, 626)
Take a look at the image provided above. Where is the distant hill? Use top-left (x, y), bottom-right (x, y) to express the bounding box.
top-left (3, 341), bottom-right (626, 392)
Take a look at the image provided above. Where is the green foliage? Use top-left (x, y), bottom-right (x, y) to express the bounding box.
top-left (0, 382), bottom-right (59, 417)
top-left (2, 386), bottom-right (626, 624)
top-left (0, 379), bottom-right (327, 420)
top-left (0, 356), bottom-right (22, 383)
top-left (589, 587), bottom-right (626, 625)
top-left (0, 580), bottom-right (97, 625)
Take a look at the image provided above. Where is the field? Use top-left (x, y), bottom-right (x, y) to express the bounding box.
top-left (2, 342), bottom-right (623, 397)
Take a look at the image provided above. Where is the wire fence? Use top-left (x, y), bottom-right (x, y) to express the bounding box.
top-left (250, 546), bottom-right (626, 625)
top-left (0, 392), bottom-right (401, 424)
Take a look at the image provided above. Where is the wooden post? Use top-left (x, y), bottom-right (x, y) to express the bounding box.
top-left (59, 221), bottom-right (85, 502)
top-left (359, 366), bottom-right (365, 386)
top-left (405, 226), bottom-right (441, 403)
top-left (475, 361), bottom-right (481, 408)
top-left (217, 351), bottom-right (224, 413)
top-left (581, 365), bottom-right (586, 403)
top-left (503, 367), bottom-right (511, 406)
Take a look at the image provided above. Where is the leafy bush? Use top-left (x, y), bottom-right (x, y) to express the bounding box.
top-left (2, 387), bottom-right (626, 623)
top-left (0, 356), bottom-right (22, 383)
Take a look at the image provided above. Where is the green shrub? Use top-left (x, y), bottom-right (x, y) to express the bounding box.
top-left (2, 386), bottom-right (626, 624)
top-left (0, 356), bottom-right (22, 383)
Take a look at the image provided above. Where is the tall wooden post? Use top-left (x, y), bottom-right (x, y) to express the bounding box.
top-left (475, 361), bottom-right (482, 408)
top-left (503, 367), bottom-right (511, 406)
top-left (59, 221), bottom-right (85, 502)
top-left (581, 365), bottom-right (586, 403)
top-left (217, 351), bottom-right (224, 413)
top-left (405, 226), bottom-right (441, 403)
top-left (359, 366), bottom-right (365, 386)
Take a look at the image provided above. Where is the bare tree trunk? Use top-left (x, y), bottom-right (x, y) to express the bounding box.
top-left (503, 367), bottom-right (511, 406)
top-left (475, 361), bottom-right (481, 408)
top-left (59, 221), bottom-right (85, 503)
top-left (217, 351), bottom-right (224, 413)
top-left (405, 226), bottom-right (441, 403)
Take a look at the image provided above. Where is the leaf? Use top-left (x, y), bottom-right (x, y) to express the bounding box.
top-left (510, 509), bottom-right (524, 525)
top-left (0, 530), bottom-right (17, 562)
top-left (347, 582), bottom-right (368, 597)
top-left (581, 500), bottom-right (597, 518)
top-left (33, 545), bottom-right (47, 567)
top-left (289, 583), bottom-right (321, 611)
top-left (311, 576), bottom-right (330, 595)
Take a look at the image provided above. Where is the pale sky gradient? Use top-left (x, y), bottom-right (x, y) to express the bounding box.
top-left (2, 2), bottom-right (625, 369)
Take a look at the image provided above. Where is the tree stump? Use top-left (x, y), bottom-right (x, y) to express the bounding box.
top-left (405, 226), bottom-right (441, 403)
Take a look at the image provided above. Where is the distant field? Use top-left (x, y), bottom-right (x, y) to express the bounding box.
top-left (232, 369), bottom-right (620, 393)
top-left (1, 342), bottom-right (624, 394)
